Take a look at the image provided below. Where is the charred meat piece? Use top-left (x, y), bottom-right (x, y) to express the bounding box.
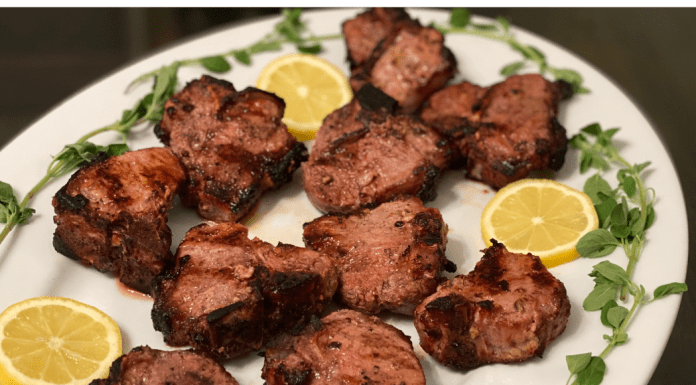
top-left (342, 7), bottom-right (416, 70)
top-left (262, 309), bottom-right (426, 385)
top-left (422, 74), bottom-right (573, 189)
top-left (414, 240), bottom-right (571, 370)
top-left (156, 75), bottom-right (308, 222)
top-left (90, 345), bottom-right (239, 385)
top-left (151, 221), bottom-right (338, 359)
top-left (303, 196), bottom-right (454, 315)
top-left (346, 8), bottom-right (457, 113)
top-left (302, 84), bottom-right (455, 214)
top-left (52, 147), bottom-right (185, 294)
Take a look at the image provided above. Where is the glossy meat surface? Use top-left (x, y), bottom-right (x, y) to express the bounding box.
top-left (52, 147), bottom-right (185, 293)
top-left (302, 85), bottom-right (454, 214)
top-left (151, 221), bottom-right (337, 359)
top-left (422, 74), bottom-right (573, 188)
top-left (262, 309), bottom-right (426, 385)
top-left (303, 196), bottom-right (453, 315)
top-left (90, 346), bottom-right (239, 385)
top-left (414, 240), bottom-right (570, 370)
top-left (156, 75), bottom-right (307, 222)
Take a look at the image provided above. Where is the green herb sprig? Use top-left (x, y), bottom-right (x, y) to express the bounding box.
top-left (565, 123), bottom-right (688, 385)
top-left (438, 8), bottom-right (589, 94)
top-left (0, 9), bottom-right (340, 248)
top-left (130, 8), bottom-right (341, 88)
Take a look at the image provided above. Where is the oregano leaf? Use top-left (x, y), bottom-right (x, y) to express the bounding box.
top-left (566, 353), bottom-right (592, 375)
top-left (653, 282), bottom-right (688, 300)
top-left (200, 55), bottom-right (232, 73)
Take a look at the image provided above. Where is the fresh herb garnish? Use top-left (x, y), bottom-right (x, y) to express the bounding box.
top-left (130, 8), bottom-right (341, 88)
top-left (565, 123), bottom-right (688, 385)
top-left (438, 8), bottom-right (589, 94)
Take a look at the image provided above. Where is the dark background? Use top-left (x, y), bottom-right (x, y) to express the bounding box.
top-left (1, 8), bottom-right (693, 384)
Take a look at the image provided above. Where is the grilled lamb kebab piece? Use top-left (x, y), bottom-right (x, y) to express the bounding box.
top-left (151, 221), bottom-right (338, 360)
top-left (414, 240), bottom-right (571, 370)
top-left (421, 74), bottom-right (573, 188)
top-left (302, 84), bottom-right (455, 214)
top-left (90, 346), bottom-right (239, 385)
top-left (52, 147), bottom-right (185, 294)
top-left (303, 196), bottom-right (454, 315)
top-left (262, 309), bottom-right (426, 385)
top-left (155, 75), bottom-right (308, 222)
top-left (344, 7), bottom-right (457, 113)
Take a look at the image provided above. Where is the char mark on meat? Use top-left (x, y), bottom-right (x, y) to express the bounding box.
top-left (302, 85), bottom-right (455, 214)
top-left (52, 147), bottom-right (185, 294)
top-left (344, 8), bottom-right (457, 113)
top-left (422, 74), bottom-right (571, 188)
top-left (90, 345), bottom-right (239, 385)
top-left (156, 75), bottom-right (308, 222)
top-left (414, 240), bottom-right (571, 370)
top-left (262, 309), bottom-right (426, 385)
top-left (303, 196), bottom-right (452, 315)
top-left (151, 221), bottom-right (337, 360)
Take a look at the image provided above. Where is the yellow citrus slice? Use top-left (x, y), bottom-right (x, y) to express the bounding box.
top-left (0, 297), bottom-right (122, 385)
top-left (256, 53), bottom-right (352, 141)
top-left (481, 179), bottom-right (599, 268)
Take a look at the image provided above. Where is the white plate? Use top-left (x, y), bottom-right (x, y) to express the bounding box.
top-left (0, 8), bottom-right (687, 385)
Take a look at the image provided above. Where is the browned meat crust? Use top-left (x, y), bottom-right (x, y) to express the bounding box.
top-left (155, 75), bottom-right (308, 222)
top-left (345, 8), bottom-right (457, 113)
top-left (421, 74), bottom-right (573, 188)
top-left (302, 84), bottom-right (455, 214)
top-left (52, 147), bottom-right (185, 294)
top-left (303, 196), bottom-right (454, 315)
top-left (90, 346), bottom-right (239, 385)
top-left (414, 240), bottom-right (570, 370)
top-left (262, 309), bottom-right (426, 385)
top-left (151, 221), bottom-right (338, 360)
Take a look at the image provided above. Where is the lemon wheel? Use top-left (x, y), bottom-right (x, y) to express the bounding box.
top-left (481, 179), bottom-right (599, 268)
top-left (256, 53), bottom-right (352, 141)
top-left (0, 297), bottom-right (122, 385)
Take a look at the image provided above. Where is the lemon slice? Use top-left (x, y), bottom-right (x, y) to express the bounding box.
top-left (481, 179), bottom-right (599, 268)
top-left (256, 53), bottom-right (352, 141)
top-left (0, 297), bottom-right (122, 385)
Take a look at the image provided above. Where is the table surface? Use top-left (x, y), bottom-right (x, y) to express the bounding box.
top-left (0, 8), bottom-right (693, 385)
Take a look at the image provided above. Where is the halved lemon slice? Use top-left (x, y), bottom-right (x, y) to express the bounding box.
top-left (481, 179), bottom-right (599, 268)
top-left (256, 53), bottom-right (352, 141)
top-left (0, 297), bottom-right (122, 385)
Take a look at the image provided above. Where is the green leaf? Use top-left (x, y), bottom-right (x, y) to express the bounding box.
top-left (653, 282), bottom-right (688, 300)
top-left (581, 123), bottom-right (602, 136)
top-left (105, 143), bottom-right (129, 157)
top-left (583, 283), bottom-right (617, 311)
top-left (576, 229), bottom-right (619, 258)
top-left (200, 55), bottom-right (231, 73)
top-left (614, 332), bottom-right (628, 345)
top-left (607, 305), bottom-right (629, 329)
top-left (600, 299), bottom-right (618, 327)
top-left (500, 61), bottom-right (526, 77)
top-left (592, 260), bottom-right (630, 286)
top-left (576, 356), bottom-right (606, 385)
top-left (508, 40), bottom-right (530, 58)
top-left (566, 353), bottom-right (592, 375)
top-left (597, 127), bottom-right (620, 146)
top-left (233, 50), bottom-right (251, 65)
top-left (634, 161), bottom-right (651, 174)
top-left (621, 175), bottom-right (637, 198)
top-left (297, 44), bottom-right (322, 54)
top-left (583, 173), bottom-right (613, 205)
top-left (552, 68), bottom-right (583, 86)
top-left (595, 198), bottom-right (618, 228)
top-left (496, 16), bottom-right (511, 31)
top-left (0, 181), bottom-right (14, 203)
top-left (450, 8), bottom-right (471, 28)
top-left (610, 200), bottom-right (628, 227)
top-left (645, 203), bottom-right (656, 230)
top-left (526, 45), bottom-right (546, 61)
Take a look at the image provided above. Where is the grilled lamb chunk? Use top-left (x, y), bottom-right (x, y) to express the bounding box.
top-left (414, 240), bottom-right (571, 370)
top-left (52, 147), bottom-right (185, 294)
top-left (348, 12), bottom-right (457, 114)
top-left (302, 84), bottom-right (455, 214)
top-left (303, 196), bottom-right (454, 315)
top-left (421, 74), bottom-right (572, 188)
top-left (90, 346), bottom-right (239, 385)
top-left (151, 221), bottom-right (338, 359)
top-left (342, 7), bottom-right (416, 70)
top-left (155, 75), bottom-right (308, 222)
top-left (262, 309), bottom-right (426, 385)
